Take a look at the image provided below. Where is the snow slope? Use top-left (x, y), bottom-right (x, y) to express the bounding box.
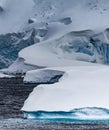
top-left (1, 0), bottom-right (109, 34)
top-left (0, 0), bottom-right (34, 34)
top-left (1, 0), bottom-right (109, 68)
top-left (19, 29), bottom-right (109, 66)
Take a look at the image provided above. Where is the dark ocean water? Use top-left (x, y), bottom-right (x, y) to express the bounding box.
top-left (1, 118), bottom-right (109, 130)
top-left (0, 77), bottom-right (109, 129)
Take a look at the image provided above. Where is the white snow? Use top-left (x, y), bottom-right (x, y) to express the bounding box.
top-left (22, 64), bottom-right (109, 112)
top-left (0, 0), bottom-right (34, 34)
top-left (23, 62), bottom-right (100, 83)
top-left (1, 0), bottom-right (109, 34)
top-left (1, 58), bottom-right (38, 74)
top-left (19, 29), bottom-right (100, 67)
top-left (0, 73), bottom-right (11, 78)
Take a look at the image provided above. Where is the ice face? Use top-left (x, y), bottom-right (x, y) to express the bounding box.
top-left (23, 107), bottom-right (109, 120)
top-left (19, 29), bottom-right (109, 69)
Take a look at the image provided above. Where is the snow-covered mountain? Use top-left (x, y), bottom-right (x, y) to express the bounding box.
top-left (1, 0), bottom-right (109, 69)
top-left (1, 0), bottom-right (109, 120)
top-left (1, 0), bottom-right (109, 34)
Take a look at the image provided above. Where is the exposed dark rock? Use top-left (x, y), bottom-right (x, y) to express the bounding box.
top-left (28, 18), bottom-right (35, 24)
top-left (37, 29), bottom-right (48, 37)
top-left (0, 6), bottom-right (4, 12)
top-left (59, 17), bottom-right (72, 25)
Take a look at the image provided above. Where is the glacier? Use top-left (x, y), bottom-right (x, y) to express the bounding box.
top-left (1, 0), bottom-right (109, 69)
top-left (19, 29), bottom-right (109, 66)
top-left (18, 0), bottom-right (109, 120)
top-left (1, 0), bottom-right (109, 120)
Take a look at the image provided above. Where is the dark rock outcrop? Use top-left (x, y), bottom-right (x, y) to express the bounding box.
top-left (59, 17), bottom-right (72, 25)
top-left (0, 6), bottom-right (4, 12)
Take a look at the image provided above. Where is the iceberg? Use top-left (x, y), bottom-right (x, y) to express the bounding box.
top-left (22, 66), bottom-right (109, 117)
top-left (24, 69), bottom-right (64, 84)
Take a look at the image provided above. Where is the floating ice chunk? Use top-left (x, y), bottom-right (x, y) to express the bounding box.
top-left (24, 69), bottom-right (64, 83)
top-left (22, 66), bottom-right (109, 112)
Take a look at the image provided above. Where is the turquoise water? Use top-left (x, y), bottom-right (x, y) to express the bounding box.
top-left (23, 107), bottom-right (109, 123)
top-left (0, 107), bottom-right (108, 124)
